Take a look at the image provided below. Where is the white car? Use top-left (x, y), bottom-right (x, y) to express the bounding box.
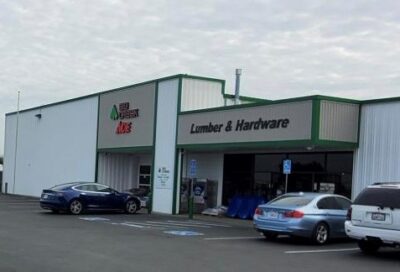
top-left (345, 183), bottom-right (400, 253)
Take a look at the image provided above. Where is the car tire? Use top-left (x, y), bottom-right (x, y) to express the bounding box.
top-left (312, 222), bottom-right (329, 245)
top-left (125, 199), bottom-right (138, 214)
top-left (69, 199), bottom-right (83, 215)
top-left (263, 231), bottom-right (278, 240)
top-left (51, 209), bottom-right (59, 214)
top-left (358, 240), bottom-right (380, 254)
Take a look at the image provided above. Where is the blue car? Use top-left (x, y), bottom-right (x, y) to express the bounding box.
top-left (40, 182), bottom-right (141, 215)
top-left (253, 192), bottom-right (351, 244)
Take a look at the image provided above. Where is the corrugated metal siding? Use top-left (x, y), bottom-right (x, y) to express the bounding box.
top-left (181, 78), bottom-right (224, 111)
top-left (353, 102), bottom-right (400, 198)
top-left (97, 153), bottom-right (139, 192)
top-left (319, 101), bottom-right (359, 142)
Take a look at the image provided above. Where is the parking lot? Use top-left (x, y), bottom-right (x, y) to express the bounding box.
top-left (0, 194), bottom-right (399, 272)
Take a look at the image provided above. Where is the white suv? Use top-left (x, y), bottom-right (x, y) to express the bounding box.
top-left (345, 183), bottom-right (400, 254)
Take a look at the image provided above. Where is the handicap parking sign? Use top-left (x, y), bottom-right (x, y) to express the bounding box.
top-left (189, 159), bottom-right (197, 178)
top-left (283, 159), bottom-right (291, 174)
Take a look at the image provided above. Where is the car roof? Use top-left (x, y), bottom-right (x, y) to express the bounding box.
top-left (284, 192), bottom-right (336, 197)
top-left (369, 182), bottom-right (400, 189)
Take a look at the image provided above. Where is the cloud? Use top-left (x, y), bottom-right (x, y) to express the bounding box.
top-left (1, 0), bottom-right (400, 155)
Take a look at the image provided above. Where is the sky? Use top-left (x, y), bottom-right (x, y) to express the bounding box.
top-left (1, 0), bottom-right (400, 156)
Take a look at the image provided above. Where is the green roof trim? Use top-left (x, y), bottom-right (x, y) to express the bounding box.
top-left (179, 95), bottom-right (360, 116)
top-left (177, 138), bottom-right (357, 152)
top-left (5, 74), bottom-right (226, 116)
top-left (223, 93), bottom-right (269, 102)
top-left (362, 96), bottom-right (400, 105)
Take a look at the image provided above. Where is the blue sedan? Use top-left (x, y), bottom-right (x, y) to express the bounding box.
top-left (253, 192), bottom-right (351, 244)
top-left (40, 182), bottom-right (141, 215)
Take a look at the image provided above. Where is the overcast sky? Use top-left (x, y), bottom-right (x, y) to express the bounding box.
top-left (1, 0), bottom-right (400, 156)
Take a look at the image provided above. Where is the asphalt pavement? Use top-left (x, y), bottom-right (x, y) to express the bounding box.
top-left (0, 194), bottom-right (399, 272)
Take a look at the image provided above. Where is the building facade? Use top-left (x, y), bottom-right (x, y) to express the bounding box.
top-left (3, 74), bottom-right (400, 214)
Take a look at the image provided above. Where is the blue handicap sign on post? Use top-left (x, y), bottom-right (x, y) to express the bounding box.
top-left (283, 159), bottom-right (292, 174)
top-left (189, 159), bottom-right (197, 178)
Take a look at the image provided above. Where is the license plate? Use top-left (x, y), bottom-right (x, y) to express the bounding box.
top-left (371, 212), bottom-right (385, 221)
top-left (268, 211), bottom-right (278, 219)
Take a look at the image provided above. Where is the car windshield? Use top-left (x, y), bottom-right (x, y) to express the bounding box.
top-left (268, 195), bottom-right (313, 207)
top-left (354, 188), bottom-right (400, 209)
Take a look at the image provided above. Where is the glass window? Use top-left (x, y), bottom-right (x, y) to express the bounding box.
top-left (140, 165), bottom-right (151, 175)
top-left (288, 153), bottom-right (325, 172)
top-left (255, 154), bottom-right (286, 172)
top-left (354, 188), bottom-right (400, 209)
top-left (95, 185), bottom-right (112, 192)
top-left (51, 183), bottom-right (80, 191)
top-left (317, 197), bottom-right (340, 209)
top-left (139, 165), bottom-right (151, 188)
top-left (335, 197), bottom-right (351, 210)
top-left (75, 184), bottom-right (97, 191)
top-left (326, 153), bottom-right (353, 173)
top-left (269, 195), bottom-right (313, 207)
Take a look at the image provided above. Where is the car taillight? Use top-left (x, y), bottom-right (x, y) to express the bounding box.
top-left (254, 207), bottom-right (263, 215)
top-left (283, 210), bottom-right (304, 218)
top-left (346, 207), bottom-right (352, 220)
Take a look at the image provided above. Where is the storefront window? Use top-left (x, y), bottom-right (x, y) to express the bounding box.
top-left (222, 152), bottom-right (353, 205)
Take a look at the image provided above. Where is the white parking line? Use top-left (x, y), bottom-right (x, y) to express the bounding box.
top-left (0, 202), bottom-right (39, 204)
top-left (169, 220), bottom-right (231, 228)
top-left (120, 223), bottom-right (146, 228)
top-left (121, 222), bottom-right (168, 229)
top-left (204, 236), bottom-right (263, 241)
top-left (285, 248), bottom-right (359, 254)
top-left (79, 217), bottom-right (110, 221)
top-left (146, 221), bottom-right (211, 228)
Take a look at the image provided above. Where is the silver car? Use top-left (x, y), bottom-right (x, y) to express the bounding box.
top-left (253, 192), bottom-right (352, 244)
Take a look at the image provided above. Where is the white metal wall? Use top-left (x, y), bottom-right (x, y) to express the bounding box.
top-left (152, 79), bottom-right (179, 214)
top-left (97, 153), bottom-right (152, 192)
top-left (183, 152), bottom-right (224, 206)
top-left (3, 97), bottom-right (98, 197)
top-left (353, 101), bottom-right (400, 198)
top-left (181, 78), bottom-right (224, 112)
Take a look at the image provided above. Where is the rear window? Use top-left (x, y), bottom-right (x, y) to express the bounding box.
top-left (354, 188), bottom-right (400, 209)
top-left (50, 183), bottom-right (77, 191)
top-left (269, 196), bottom-right (313, 207)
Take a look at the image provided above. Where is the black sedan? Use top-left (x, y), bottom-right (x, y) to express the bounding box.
top-left (40, 182), bottom-right (141, 215)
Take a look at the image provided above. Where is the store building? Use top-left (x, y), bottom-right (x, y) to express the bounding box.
top-left (3, 74), bottom-right (400, 214)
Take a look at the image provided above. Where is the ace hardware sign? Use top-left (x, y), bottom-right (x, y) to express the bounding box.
top-left (110, 102), bottom-right (140, 135)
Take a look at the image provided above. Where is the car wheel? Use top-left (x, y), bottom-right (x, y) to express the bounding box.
top-left (69, 199), bottom-right (83, 215)
top-left (358, 240), bottom-right (380, 254)
top-left (125, 199), bottom-right (138, 214)
top-left (313, 222), bottom-right (329, 245)
top-left (51, 209), bottom-right (59, 214)
top-left (263, 231), bottom-right (278, 240)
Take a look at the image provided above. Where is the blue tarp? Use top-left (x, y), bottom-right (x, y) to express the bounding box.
top-left (227, 196), bottom-right (266, 219)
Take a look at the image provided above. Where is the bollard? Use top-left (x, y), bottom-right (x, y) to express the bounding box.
top-left (4, 182), bottom-right (8, 194)
top-left (147, 193), bottom-right (152, 214)
top-left (188, 196), bottom-right (194, 219)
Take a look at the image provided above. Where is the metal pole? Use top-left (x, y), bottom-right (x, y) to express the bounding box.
top-left (188, 178), bottom-right (194, 219)
top-left (234, 69), bottom-right (242, 105)
top-left (12, 91), bottom-right (20, 194)
top-left (285, 174), bottom-right (288, 194)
